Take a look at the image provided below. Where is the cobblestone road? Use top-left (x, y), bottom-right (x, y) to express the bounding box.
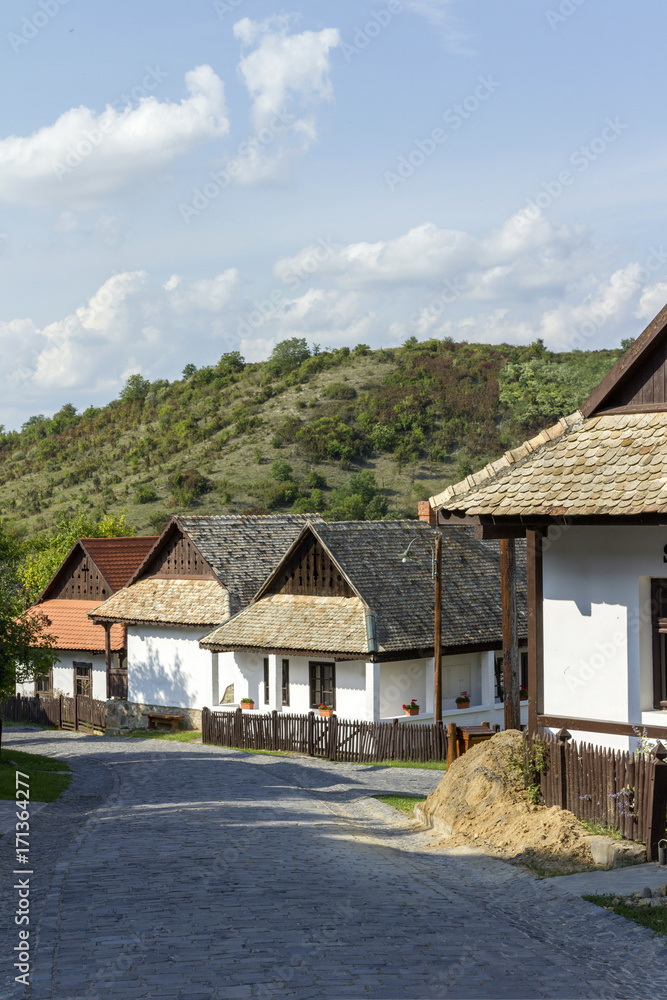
top-left (1, 731), bottom-right (666, 999)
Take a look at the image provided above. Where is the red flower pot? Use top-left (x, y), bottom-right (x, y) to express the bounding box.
top-left (456, 701), bottom-right (470, 710)
top-left (241, 702), bottom-right (254, 711)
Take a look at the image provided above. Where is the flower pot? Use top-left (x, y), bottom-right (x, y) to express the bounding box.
top-left (241, 702), bottom-right (254, 711)
top-left (456, 701), bottom-right (470, 710)
top-left (319, 709), bottom-right (333, 718)
top-left (404, 708), bottom-right (419, 716)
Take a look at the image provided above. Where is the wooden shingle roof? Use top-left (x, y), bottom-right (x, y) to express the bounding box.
top-left (202, 521), bottom-right (526, 656)
top-left (91, 579), bottom-right (230, 628)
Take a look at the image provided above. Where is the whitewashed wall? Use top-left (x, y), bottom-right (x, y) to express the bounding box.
top-left (127, 626), bottom-right (214, 710)
top-left (16, 650), bottom-right (107, 700)
top-left (543, 525), bottom-right (667, 748)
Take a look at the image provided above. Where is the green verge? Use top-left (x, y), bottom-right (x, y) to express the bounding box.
top-left (118, 729), bottom-right (202, 742)
top-left (373, 794), bottom-right (427, 816)
top-left (0, 747), bottom-right (71, 802)
top-left (583, 894), bottom-right (667, 936)
top-left (579, 821), bottom-right (623, 840)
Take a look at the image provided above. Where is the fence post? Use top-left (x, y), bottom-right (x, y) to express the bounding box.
top-left (272, 709), bottom-right (278, 752)
top-left (556, 728), bottom-right (571, 811)
top-left (234, 708), bottom-right (242, 749)
top-left (446, 722), bottom-right (458, 769)
top-left (308, 711), bottom-right (314, 757)
top-left (74, 695), bottom-right (79, 733)
top-left (328, 714), bottom-right (338, 762)
top-left (645, 742), bottom-right (667, 862)
top-left (59, 695), bottom-right (63, 730)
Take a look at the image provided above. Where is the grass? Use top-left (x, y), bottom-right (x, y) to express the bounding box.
top-left (373, 794), bottom-right (427, 816)
top-left (580, 821), bottom-right (623, 840)
top-left (0, 747), bottom-right (71, 802)
top-left (583, 893), bottom-right (667, 936)
top-left (118, 729), bottom-right (202, 742)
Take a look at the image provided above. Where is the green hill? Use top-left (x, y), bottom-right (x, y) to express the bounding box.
top-left (1, 336), bottom-right (625, 542)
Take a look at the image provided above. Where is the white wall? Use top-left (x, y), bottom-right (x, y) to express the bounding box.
top-left (543, 525), bottom-right (667, 746)
top-left (127, 626), bottom-right (214, 710)
top-left (16, 651), bottom-right (106, 700)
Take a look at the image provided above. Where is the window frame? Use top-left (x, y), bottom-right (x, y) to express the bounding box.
top-left (73, 661), bottom-right (92, 698)
top-left (651, 578), bottom-right (667, 709)
top-left (309, 661), bottom-right (336, 710)
top-left (263, 657), bottom-right (269, 705)
top-left (282, 659), bottom-right (290, 707)
top-left (34, 670), bottom-right (53, 697)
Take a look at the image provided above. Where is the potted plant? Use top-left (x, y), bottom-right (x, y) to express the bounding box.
top-left (318, 704), bottom-right (334, 718)
top-left (240, 698), bottom-right (255, 710)
top-left (519, 686), bottom-right (528, 701)
top-left (403, 700), bottom-right (420, 716)
top-left (455, 691), bottom-right (470, 710)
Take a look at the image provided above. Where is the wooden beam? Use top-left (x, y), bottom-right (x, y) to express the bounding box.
top-left (526, 529), bottom-right (543, 737)
top-left (538, 714), bottom-right (667, 740)
top-left (500, 538), bottom-right (520, 730)
top-left (103, 623), bottom-right (112, 700)
top-left (434, 533), bottom-right (442, 724)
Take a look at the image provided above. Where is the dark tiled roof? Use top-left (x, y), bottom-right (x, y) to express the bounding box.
top-left (82, 536), bottom-right (158, 591)
top-left (203, 521), bottom-right (526, 655)
top-left (177, 514), bottom-right (322, 612)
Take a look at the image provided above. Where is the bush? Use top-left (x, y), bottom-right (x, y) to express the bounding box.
top-left (270, 459), bottom-right (294, 482)
top-left (168, 469), bottom-right (213, 506)
top-left (271, 416), bottom-right (302, 447)
top-left (322, 382), bottom-right (357, 400)
top-left (135, 484), bottom-right (158, 504)
top-left (296, 417), bottom-right (366, 463)
top-left (148, 510), bottom-right (172, 533)
top-left (305, 471), bottom-right (327, 489)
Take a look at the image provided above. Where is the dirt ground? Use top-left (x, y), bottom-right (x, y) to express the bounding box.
top-left (419, 730), bottom-right (598, 875)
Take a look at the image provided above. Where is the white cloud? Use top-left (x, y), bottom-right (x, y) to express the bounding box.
top-left (230, 16), bottom-right (341, 183)
top-left (164, 268), bottom-right (240, 312)
top-left (0, 66), bottom-right (229, 207)
top-left (405, 1), bottom-right (474, 55)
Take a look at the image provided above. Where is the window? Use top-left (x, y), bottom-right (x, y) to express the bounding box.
top-left (35, 671), bottom-right (52, 697)
top-left (651, 579), bottom-right (667, 708)
top-left (309, 661), bottom-right (335, 709)
top-left (494, 651), bottom-right (528, 702)
top-left (282, 659), bottom-right (290, 706)
top-left (74, 662), bottom-right (92, 697)
top-left (263, 657), bottom-right (269, 704)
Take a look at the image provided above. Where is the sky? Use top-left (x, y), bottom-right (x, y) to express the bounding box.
top-left (2, 0), bottom-right (667, 430)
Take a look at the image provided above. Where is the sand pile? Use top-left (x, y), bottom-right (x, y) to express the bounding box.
top-left (419, 730), bottom-right (596, 874)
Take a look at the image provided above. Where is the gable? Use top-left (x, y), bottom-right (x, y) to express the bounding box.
top-left (265, 530), bottom-right (354, 598)
top-left (135, 523), bottom-right (216, 581)
top-left (583, 302), bottom-right (667, 416)
top-left (43, 543), bottom-right (112, 602)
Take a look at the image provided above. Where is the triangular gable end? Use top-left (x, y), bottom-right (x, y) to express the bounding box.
top-left (257, 523), bottom-right (358, 601)
top-left (582, 301), bottom-right (667, 416)
top-left (131, 518), bottom-right (217, 584)
top-left (39, 540), bottom-right (114, 603)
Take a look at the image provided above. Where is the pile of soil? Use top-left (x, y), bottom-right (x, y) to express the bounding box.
top-left (419, 729), bottom-right (596, 874)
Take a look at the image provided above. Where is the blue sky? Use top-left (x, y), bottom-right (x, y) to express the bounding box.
top-left (1, 0), bottom-right (667, 429)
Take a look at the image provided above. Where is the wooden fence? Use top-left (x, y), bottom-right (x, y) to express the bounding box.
top-left (539, 729), bottom-right (667, 861)
top-left (0, 694), bottom-right (106, 734)
top-left (202, 707), bottom-right (447, 764)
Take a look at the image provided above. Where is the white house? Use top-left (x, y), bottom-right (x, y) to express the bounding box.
top-left (16, 536), bottom-right (156, 702)
top-left (90, 515), bottom-right (321, 729)
top-left (199, 519), bottom-right (529, 727)
top-left (430, 302), bottom-right (667, 751)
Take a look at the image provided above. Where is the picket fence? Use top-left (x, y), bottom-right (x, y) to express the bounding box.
top-left (539, 729), bottom-right (667, 861)
top-left (0, 694), bottom-right (106, 733)
top-left (202, 707), bottom-right (447, 764)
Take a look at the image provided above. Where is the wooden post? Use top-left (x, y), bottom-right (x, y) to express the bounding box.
top-left (272, 709), bottom-right (278, 752)
top-left (447, 721), bottom-right (458, 769)
top-left (307, 710), bottom-right (314, 757)
top-left (103, 622), bottom-right (112, 700)
top-left (556, 728), bottom-right (571, 811)
top-left (645, 742), bottom-right (667, 862)
top-left (526, 529), bottom-right (544, 737)
top-left (500, 537), bottom-right (520, 731)
top-left (434, 533), bottom-right (443, 723)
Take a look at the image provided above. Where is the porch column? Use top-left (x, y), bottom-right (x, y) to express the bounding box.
top-left (526, 529), bottom-right (544, 737)
top-left (103, 623), bottom-right (112, 700)
top-left (365, 662), bottom-right (380, 721)
top-left (500, 538), bottom-right (520, 731)
top-left (480, 650), bottom-right (496, 709)
top-left (211, 652), bottom-right (219, 707)
top-left (267, 654), bottom-right (282, 712)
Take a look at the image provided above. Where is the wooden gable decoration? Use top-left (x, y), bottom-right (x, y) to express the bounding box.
top-left (582, 302), bottom-right (667, 416)
top-left (264, 528), bottom-right (354, 599)
top-left (41, 542), bottom-right (113, 603)
top-left (133, 520), bottom-right (216, 582)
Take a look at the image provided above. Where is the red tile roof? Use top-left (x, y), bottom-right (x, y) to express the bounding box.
top-left (81, 536), bottom-right (158, 591)
top-left (29, 600), bottom-right (125, 653)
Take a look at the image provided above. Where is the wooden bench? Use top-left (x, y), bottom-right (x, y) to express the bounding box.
top-left (142, 712), bottom-right (184, 732)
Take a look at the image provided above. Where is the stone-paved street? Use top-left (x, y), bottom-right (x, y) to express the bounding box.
top-left (1, 731), bottom-right (666, 999)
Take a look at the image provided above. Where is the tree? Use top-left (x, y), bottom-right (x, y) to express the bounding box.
top-left (119, 373), bottom-right (151, 403)
top-left (19, 510), bottom-right (135, 605)
top-left (266, 338), bottom-right (311, 376)
top-left (0, 524), bottom-right (56, 695)
top-left (182, 363), bottom-right (197, 379)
